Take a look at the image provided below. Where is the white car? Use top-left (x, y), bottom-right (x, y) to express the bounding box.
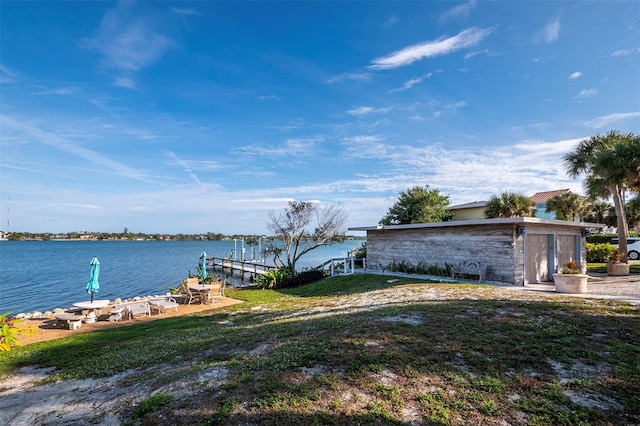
top-left (611, 238), bottom-right (640, 260)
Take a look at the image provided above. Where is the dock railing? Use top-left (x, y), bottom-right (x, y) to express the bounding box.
top-left (318, 256), bottom-right (366, 276)
top-left (208, 255), bottom-right (367, 280)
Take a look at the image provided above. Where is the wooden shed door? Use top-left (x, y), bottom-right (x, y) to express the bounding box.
top-left (557, 235), bottom-right (578, 267)
top-left (525, 234), bottom-right (550, 283)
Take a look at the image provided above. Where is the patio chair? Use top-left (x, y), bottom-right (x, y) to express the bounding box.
top-left (220, 276), bottom-right (227, 298)
top-left (174, 281), bottom-right (198, 305)
top-left (204, 279), bottom-right (225, 304)
top-left (149, 297), bottom-right (179, 314)
top-left (127, 302), bottom-right (151, 320)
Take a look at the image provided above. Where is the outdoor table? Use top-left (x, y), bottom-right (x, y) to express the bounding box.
top-left (188, 284), bottom-right (211, 292)
top-left (73, 299), bottom-right (110, 322)
top-left (55, 313), bottom-right (86, 330)
top-left (188, 284), bottom-right (211, 304)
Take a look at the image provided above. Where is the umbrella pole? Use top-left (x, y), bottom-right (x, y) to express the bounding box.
top-left (90, 293), bottom-right (94, 303)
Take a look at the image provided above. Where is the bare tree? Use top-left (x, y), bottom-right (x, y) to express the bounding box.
top-left (267, 201), bottom-right (347, 275)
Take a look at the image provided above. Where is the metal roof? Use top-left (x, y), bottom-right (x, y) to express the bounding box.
top-left (447, 201), bottom-right (488, 210)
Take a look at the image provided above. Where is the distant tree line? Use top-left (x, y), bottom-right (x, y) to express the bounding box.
top-left (3, 231), bottom-right (274, 242)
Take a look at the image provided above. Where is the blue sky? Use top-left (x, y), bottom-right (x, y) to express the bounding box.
top-left (1, 1), bottom-right (639, 235)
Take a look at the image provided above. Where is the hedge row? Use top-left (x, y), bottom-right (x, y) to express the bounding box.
top-left (586, 243), bottom-right (619, 263)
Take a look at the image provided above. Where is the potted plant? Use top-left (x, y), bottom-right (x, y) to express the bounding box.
top-left (606, 250), bottom-right (630, 276)
top-left (553, 260), bottom-right (588, 294)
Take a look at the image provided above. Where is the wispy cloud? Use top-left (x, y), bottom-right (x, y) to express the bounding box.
top-left (611, 47), bottom-right (640, 57)
top-left (346, 106), bottom-right (392, 116)
top-left (584, 112), bottom-right (640, 128)
top-left (369, 27), bottom-right (493, 70)
top-left (383, 15), bottom-right (399, 29)
top-left (1, 114), bottom-right (154, 183)
top-left (326, 72), bottom-right (373, 84)
top-left (439, 0), bottom-right (477, 23)
top-left (171, 8), bottom-right (202, 16)
top-left (388, 73), bottom-right (432, 93)
top-left (0, 63), bottom-right (16, 83)
top-left (82, 1), bottom-right (177, 89)
top-left (165, 151), bottom-right (202, 184)
top-left (432, 100), bottom-right (468, 118)
top-left (36, 86), bottom-right (80, 96)
top-left (256, 94), bottom-right (281, 101)
top-left (568, 71), bottom-right (582, 80)
top-left (464, 49), bottom-right (491, 60)
top-left (533, 15), bottom-right (561, 44)
top-left (237, 138), bottom-right (320, 159)
top-left (572, 88), bottom-right (598, 100)
top-left (341, 135), bottom-right (389, 160)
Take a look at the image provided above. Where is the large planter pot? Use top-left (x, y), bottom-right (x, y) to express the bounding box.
top-left (553, 274), bottom-right (588, 294)
top-left (607, 262), bottom-right (630, 276)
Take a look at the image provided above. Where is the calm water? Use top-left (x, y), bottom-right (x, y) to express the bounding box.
top-left (0, 240), bottom-right (363, 315)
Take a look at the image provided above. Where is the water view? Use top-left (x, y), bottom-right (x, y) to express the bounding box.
top-left (0, 239), bottom-right (363, 315)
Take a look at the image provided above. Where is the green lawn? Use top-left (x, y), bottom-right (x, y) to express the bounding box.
top-left (2, 275), bottom-right (639, 425)
top-left (588, 262), bottom-right (640, 274)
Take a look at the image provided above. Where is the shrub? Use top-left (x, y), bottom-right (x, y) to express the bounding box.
top-left (1, 313), bottom-right (36, 351)
top-left (560, 260), bottom-right (581, 274)
top-left (281, 269), bottom-right (326, 289)
top-left (386, 259), bottom-right (450, 277)
top-left (254, 268), bottom-right (288, 289)
top-left (586, 243), bottom-right (618, 263)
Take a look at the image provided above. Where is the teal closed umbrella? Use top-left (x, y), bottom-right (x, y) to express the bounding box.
top-left (199, 251), bottom-right (207, 281)
top-left (86, 257), bottom-right (100, 303)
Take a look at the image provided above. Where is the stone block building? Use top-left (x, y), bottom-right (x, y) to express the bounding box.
top-left (349, 218), bottom-right (603, 285)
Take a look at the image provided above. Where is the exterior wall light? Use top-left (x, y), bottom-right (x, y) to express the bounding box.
top-left (516, 225), bottom-right (528, 237)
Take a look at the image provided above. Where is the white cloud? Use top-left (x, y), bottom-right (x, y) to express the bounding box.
top-left (326, 72), bottom-right (373, 84)
top-left (383, 15), bottom-right (399, 28)
top-left (0, 63), bottom-right (16, 83)
top-left (572, 88), bottom-right (598, 100)
top-left (611, 47), bottom-right (640, 57)
top-left (82, 2), bottom-right (177, 88)
top-left (584, 112), bottom-right (640, 128)
top-left (568, 71), bottom-right (582, 80)
top-left (388, 73), bottom-right (432, 93)
top-left (36, 87), bottom-right (79, 96)
top-left (237, 138), bottom-right (320, 159)
top-left (439, 0), bottom-right (477, 23)
top-left (464, 49), bottom-right (491, 60)
top-left (0, 114), bottom-right (154, 183)
top-left (369, 27), bottom-right (493, 70)
top-left (170, 8), bottom-right (202, 16)
top-left (346, 106), bottom-right (392, 116)
top-left (341, 135), bottom-right (389, 160)
top-left (533, 15), bottom-right (561, 44)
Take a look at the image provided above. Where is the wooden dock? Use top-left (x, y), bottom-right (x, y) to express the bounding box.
top-left (207, 257), bottom-right (276, 278)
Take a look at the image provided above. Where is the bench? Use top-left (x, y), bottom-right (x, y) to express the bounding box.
top-left (451, 260), bottom-right (487, 283)
top-left (55, 313), bottom-right (86, 330)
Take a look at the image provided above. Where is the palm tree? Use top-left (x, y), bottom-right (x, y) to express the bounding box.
top-left (583, 201), bottom-right (617, 227)
top-left (484, 191), bottom-right (534, 218)
top-left (545, 191), bottom-right (590, 221)
top-left (564, 130), bottom-right (638, 262)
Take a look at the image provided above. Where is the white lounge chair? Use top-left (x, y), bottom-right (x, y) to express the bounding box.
top-left (127, 302), bottom-right (151, 320)
top-left (149, 297), bottom-right (179, 314)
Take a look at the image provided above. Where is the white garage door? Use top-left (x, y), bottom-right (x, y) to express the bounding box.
top-left (525, 234), bottom-right (550, 283)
